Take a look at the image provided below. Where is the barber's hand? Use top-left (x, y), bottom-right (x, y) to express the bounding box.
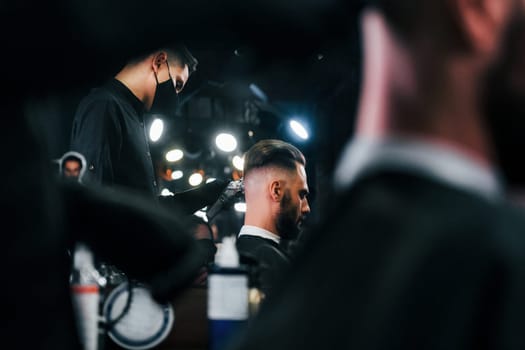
top-left (205, 179), bottom-right (244, 221)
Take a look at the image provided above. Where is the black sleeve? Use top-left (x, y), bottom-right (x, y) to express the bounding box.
top-left (70, 95), bottom-right (122, 187)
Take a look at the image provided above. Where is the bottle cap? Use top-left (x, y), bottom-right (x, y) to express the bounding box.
top-left (73, 243), bottom-right (94, 270)
top-left (215, 236), bottom-right (239, 268)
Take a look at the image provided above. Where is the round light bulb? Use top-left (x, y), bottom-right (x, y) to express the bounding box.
top-left (171, 170), bottom-right (184, 180)
top-left (189, 172), bottom-right (203, 187)
top-left (149, 118), bottom-right (164, 142)
top-left (166, 149), bottom-right (184, 162)
top-left (289, 120), bottom-right (309, 140)
top-left (232, 155), bottom-right (244, 171)
top-left (215, 133), bottom-right (238, 152)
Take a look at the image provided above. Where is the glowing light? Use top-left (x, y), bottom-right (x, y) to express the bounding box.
top-left (232, 155), bottom-right (244, 171)
top-left (249, 83), bottom-right (268, 102)
top-left (149, 118), bottom-right (164, 142)
top-left (215, 133), bottom-right (237, 152)
top-left (189, 172), bottom-right (204, 187)
top-left (206, 177), bottom-right (217, 184)
top-left (171, 170), bottom-right (184, 180)
top-left (165, 149), bottom-right (184, 162)
top-left (289, 120), bottom-right (309, 140)
top-left (160, 188), bottom-right (174, 196)
top-left (234, 202), bottom-right (247, 213)
top-left (193, 210), bottom-right (208, 222)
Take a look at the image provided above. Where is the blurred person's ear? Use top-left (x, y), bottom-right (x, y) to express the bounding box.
top-left (152, 51), bottom-right (168, 72)
top-left (453, 0), bottom-right (513, 54)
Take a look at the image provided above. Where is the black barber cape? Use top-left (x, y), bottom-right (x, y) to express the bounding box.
top-left (237, 234), bottom-right (290, 297)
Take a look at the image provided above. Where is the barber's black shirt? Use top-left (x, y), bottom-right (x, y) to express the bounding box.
top-left (71, 79), bottom-right (158, 196)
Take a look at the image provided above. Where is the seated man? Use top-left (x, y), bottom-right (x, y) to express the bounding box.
top-left (237, 139), bottom-right (310, 297)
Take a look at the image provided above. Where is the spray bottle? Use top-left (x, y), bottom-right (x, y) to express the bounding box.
top-left (207, 236), bottom-right (249, 350)
top-left (70, 243), bottom-right (100, 350)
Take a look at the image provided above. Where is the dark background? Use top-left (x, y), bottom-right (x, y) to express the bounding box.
top-left (3, 0), bottom-right (363, 237)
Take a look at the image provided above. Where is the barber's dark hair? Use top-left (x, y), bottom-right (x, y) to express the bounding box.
top-left (132, 43), bottom-right (198, 75)
top-left (243, 139), bottom-right (305, 178)
top-left (164, 44), bottom-right (198, 75)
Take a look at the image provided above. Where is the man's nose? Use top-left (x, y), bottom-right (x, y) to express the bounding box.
top-left (302, 200), bottom-right (311, 214)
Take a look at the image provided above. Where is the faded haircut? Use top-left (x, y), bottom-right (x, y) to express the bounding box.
top-left (243, 139), bottom-right (305, 178)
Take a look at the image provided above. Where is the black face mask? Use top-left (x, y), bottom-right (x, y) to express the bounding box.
top-left (150, 63), bottom-right (180, 118)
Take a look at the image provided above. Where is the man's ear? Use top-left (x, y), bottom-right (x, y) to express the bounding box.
top-left (151, 51), bottom-right (168, 73)
top-left (269, 180), bottom-right (282, 202)
top-left (453, 0), bottom-right (512, 53)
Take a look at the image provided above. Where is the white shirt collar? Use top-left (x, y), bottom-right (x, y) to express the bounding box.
top-left (238, 225), bottom-right (281, 245)
top-left (334, 135), bottom-right (503, 200)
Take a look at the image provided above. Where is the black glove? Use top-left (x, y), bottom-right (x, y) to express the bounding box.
top-left (158, 178), bottom-right (230, 216)
top-left (205, 179), bottom-right (244, 221)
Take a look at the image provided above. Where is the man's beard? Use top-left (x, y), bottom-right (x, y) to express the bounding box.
top-left (483, 12), bottom-right (525, 189)
top-left (275, 190), bottom-right (302, 241)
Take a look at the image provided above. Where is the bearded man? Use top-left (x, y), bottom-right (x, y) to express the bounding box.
top-left (236, 139), bottom-right (310, 297)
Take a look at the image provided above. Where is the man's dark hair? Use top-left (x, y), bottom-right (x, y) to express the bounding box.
top-left (164, 44), bottom-right (198, 75)
top-left (62, 155), bottom-right (82, 169)
top-left (243, 139), bottom-right (305, 178)
top-left (132, 43), bottom-right (198, 75)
